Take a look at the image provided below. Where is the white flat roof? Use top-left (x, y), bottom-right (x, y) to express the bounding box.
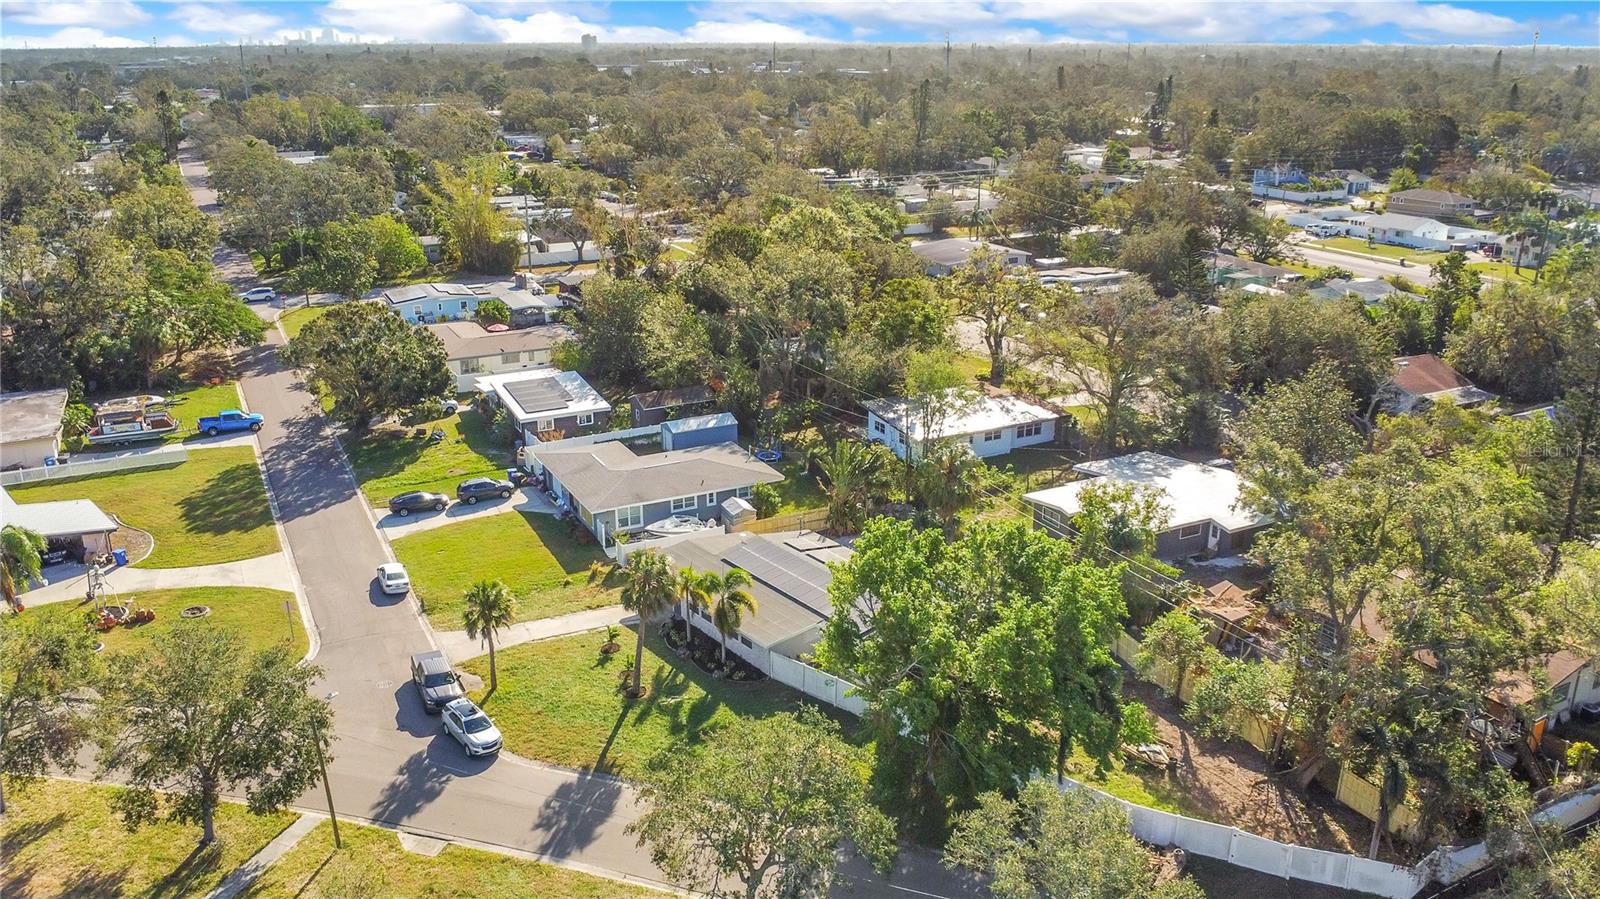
top-left (474, 370), bottom-right (611, 423)
top-left (1023, 452), bottom-right (1271, 533)
top-left (1, 487), bottom-right (117, 537)
top-left (864, 389), bottom-right (1056, 442)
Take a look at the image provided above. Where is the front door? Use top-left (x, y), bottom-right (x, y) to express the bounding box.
top-left (1207, 523), bottom-right (1221, 554)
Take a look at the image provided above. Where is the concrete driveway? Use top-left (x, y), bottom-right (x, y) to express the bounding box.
top-left (374, 487), bottom-right (557, 539)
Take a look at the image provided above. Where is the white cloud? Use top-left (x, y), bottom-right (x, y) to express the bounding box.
top-left (310, 0), bottom-right (825, 44)
top-left (169, 3), bottom-right (283, 37)
top-left (3, 0), bottom-right (149, 28)
top-left (319, 0), bottom-right (504, 42)
top-left (1, 26), bottom-right (148, 48)
top-left (679, 19), bottom-right (830, 43)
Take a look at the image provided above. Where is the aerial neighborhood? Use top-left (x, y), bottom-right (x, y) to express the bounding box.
top-left (1, 9), bottom-right (1599, 899)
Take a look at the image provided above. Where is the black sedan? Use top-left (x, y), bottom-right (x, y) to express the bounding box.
top-left (388, 491), bottom-right (449, 516)
top-left (457, 477), bottom-right (515, 504)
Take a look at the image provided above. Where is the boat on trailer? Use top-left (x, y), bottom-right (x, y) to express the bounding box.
top-left (642, 514), bottom-right (721, 538)
top-left (85, 398), bottom-right (179, 446)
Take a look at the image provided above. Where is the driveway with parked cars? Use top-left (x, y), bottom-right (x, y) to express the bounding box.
top-left (374, 484), bottom-right (557, 538)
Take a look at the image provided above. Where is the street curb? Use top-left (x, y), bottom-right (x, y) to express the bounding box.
top-left (242, 374), bottom-right (321, 665)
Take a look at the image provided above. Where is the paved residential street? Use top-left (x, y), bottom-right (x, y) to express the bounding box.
top-left (181, 144), bottom-right (972, 898)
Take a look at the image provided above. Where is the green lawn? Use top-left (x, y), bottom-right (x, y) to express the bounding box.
top-left (37, 587), bottom-right (307, 658)
top-left (1, 777), bottom-right (298, 899)
top-left (277, 304), bottom-right (329, 340)
top-left (466, 626), bottom-right (840, 776)
top-left (345, 408), bottom-right (511, 506)
top-left (69, 382), bottom-right (244, 453)
top-left (9, 446), bottom-right (278, 569)
top-left (1468, 261), bottom-right (1538, 283)
top-left (1311, 237), bottom-right (1443, 263)
top-left (243, 820), bottom-right (664, 899)
top-left (769, 458), bottom-right (829, 515)
top-left (952, 351), bottom-right (994, 383)
top-left (392, 511), bottom-right (617, 628)
top-left (1060, 748), bottom-right (1204, 819)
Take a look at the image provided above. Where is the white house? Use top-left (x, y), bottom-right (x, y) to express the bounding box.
top-left (864, 389), bottom-right (1057, 461)
top-left (475, 369), bottom-right (612, 441)
top-left (0, 388), bottom-right (69, 469)
top-left (426, 322), bottom-right (569, 392)
top-left (910, 238), bottom-right (1032, 277)
top-left (1347, 213), bottom-right (1503, 252)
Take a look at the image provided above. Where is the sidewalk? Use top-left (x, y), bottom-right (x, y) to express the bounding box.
top-left (22, 552), bottom-right (297, 607)
top-left (206, 812), bottom-right (322, 899)
top-left (374, 486), bottom-right (557, 539)
top-left (436, 605), bottom-right (630, 662)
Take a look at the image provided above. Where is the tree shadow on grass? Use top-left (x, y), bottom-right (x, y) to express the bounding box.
top-left (1, 812), bottom-right (67, 854)
top-left (174, 463), bottom-right (275, 537)
top-left (148, 840), bottom-right (224, 899)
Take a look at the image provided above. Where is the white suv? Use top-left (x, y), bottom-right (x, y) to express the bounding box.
top-left (442, 698), bottom-right (502, 756)
top-left (376, 562), bottom-right (410, 595)
top-left (240, 287), bottom-right (277, 303)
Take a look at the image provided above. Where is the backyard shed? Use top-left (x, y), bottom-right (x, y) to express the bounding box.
top-left (660, 412), bottom-right (738, 451)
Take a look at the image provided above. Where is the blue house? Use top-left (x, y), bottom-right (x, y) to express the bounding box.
top-left (382, 283), bottom-right (485, 324)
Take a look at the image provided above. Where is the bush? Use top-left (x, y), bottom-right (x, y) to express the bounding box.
top-left (749, 482), bottom-right (780, 517)
top-left (400, 397), bottom-right (446, 425)
top-left (1568, 740), bottom-right (1597, 775)
top-left (476, 298), bottom-right (511, 326)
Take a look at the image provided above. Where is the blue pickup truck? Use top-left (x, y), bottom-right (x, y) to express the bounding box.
top-left (198, 409), bottom-right (264, 437)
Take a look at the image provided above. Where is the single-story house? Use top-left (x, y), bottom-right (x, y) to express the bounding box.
top-left (416, 235), bottom-right (443, 264)
top-left (1209, 252), bottom-right (1305, 289)
top-left (1035, 266), bottom-right (1131, 292)
top-left (0, 388), bottom-right (70, 469)
top-left (1250, 166), bottom-right (1347, 202)
top-left (475, 369), bottom-right (612, 442)
top-left (1307, 277), bottom-right (1424, 305)
top-left (1386, 354), bottom-right (1498, 414)
top-left (864, 388), bottom-right (1057, 461)
top-left (1386, 188), bottom-right (1477, 221)
top-left (383, 283), bottom-right (485, 324)
top-left (530, 441), bottom-right (783, 544)
top-left (910, 238), bottom-right (1032, 277)
top-left (659, 530), bottom-right (854, 672)
top-left (629, 384), bottom-right (717, 426)
top-left (1347, 213), bottom-right (1503, 252)
top-left (1023, 452), bottom-right (1274, 560)
top-left (500, 289), bottom-right (566, 326)
top-left (1327, 169), bottom-right (1374, 195)
top-left (276, 150), bottom-right (328, 166)
top-left (1, 485), bottom-right (117, 563)
top-left (1491, 650), bottom-right (1600, 727)
top-left (1078, 172), bottom-right (1135, 196)
top-left (1285, 205), bottom-right (1365, 230)
top-left (519, 235), bottom-right (605, 268)
top-left (426, 322), bottom-right (569, 393)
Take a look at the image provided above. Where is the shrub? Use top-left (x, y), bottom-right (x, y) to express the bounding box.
top-left (749, 482), bottom-right (780, 517)
top-left (476, 298), bottom-right (511, 326)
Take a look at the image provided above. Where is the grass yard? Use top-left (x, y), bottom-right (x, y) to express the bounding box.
top-left (277, 304), bottom-right (330, 340)
top-left (1, 777), bottom-right (298, 899)
top-left (768, 458), bottom-right (829, 515)
top-left (392, 511), bottom-right (617, 628)
top-left (1059, 748), bottom-right (1201, 818)
top-left (37, 587), bottom-right (307, 658)
top-left (8, 446), bottom-right (278, 569)
top-left (466, 626), bottom-right (841, 776)
top-left (952, 351), bottom-right (994, 384)
top-left (69, 381), bottom-right (244, 453)
top-left (1312, 237), bottom-right (1443, 263)
top-left (345, 407), bottom-right (511, 506)
top-left (243, 819), bottom-right (664, 899)
top-left (1468, 261), bottom-right (1538, 283)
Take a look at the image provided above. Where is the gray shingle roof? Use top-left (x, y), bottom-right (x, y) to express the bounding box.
top-left (534, 441), bottom-right (783, 512)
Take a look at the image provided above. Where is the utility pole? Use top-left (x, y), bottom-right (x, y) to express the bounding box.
top-left (239, 42), bottom-right (249, 99)
top-left (944, 32), bottom-right (951, 81)
top-left (1531, 29), bottom-right (1540, 66)
top-left (312, 691), bottom-right (342, 848)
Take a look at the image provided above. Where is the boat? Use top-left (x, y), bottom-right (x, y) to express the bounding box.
top-left (85, 398), bottom-right (180, 445)
top-left (643, 514), bottom-right (720, 538)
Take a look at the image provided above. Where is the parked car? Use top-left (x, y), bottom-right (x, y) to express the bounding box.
top-left (240, 287), bottom-right (277, 303)
top-left (441, 697), bottom-right (502, 756)
top-left (197, 409), bottom-right (264, 436)
top-left (440, 397), bottom-right (461, 415)
top-left (410, 650), bottom-right (465, 712)
top-left (457, 477), bottom-right (514, 504)
top-left (376, 561), bottom-right (411, 595)
top-left (388, 491), bottom-right (448, 516)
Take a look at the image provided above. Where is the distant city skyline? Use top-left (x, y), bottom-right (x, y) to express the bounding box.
top-left (2, 1), bottom-right (1595, 50)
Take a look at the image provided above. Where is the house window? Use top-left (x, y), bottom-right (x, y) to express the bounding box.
top-left (703, 492), bottom-right (716, 507)
top-left (460, 358), bottom-right (484, 374)
top-left (873, 420), bottom-right (885, 434)
top-left (1552, 681), bottom-right (1572, 707)
top-left (1037, 506), bottom-right (1062, 526)
top-left (536, 418), bottom-right (554, 432)
top-left (533, 350), bottom-right (551, 364)
top-left (577, 412), bottom-right (595, 426)
top-left (1210, 523), bottom-right (1222, 542)
top-left (736, 486), bottom-right (751, 498)
top-left (501, 352), bottom-right (521, 364)
top-left (1016, 421), bottom-right (1043, 439)
top-left (670, 495), bottom-right (697, 512)
top-left (738, 635), bottom-right (753, 648)
top-left (1178, 524), bottom-right (1203, 540)
top-left (617, 505), bottom-right (643, 529)
top-left (983, 429), bottom-right (1002, 442)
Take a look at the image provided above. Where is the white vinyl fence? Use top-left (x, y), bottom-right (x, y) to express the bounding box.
top-left (768, 654), bottom-right (868, 717)
top-left (1, 445), bottom-right (188, 485)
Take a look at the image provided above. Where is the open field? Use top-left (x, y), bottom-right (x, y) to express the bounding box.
top-left (1, 777), bottom-right (297, 899)
top-left (1467, 261), bottom-right (1538, 283)
top-left (9, 446), bottom-right (279, 569)
top-left (392, 511), bottom-right (617, 627)
top-left (1311, 237), bottom-right (1444, 263)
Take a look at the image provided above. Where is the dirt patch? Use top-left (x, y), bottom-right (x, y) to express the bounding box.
top-left (110, 525), bottom-right (154, 565)
top-left (1126, 678), bottom-right (1397, 862)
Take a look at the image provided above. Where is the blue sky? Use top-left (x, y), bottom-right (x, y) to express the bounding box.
top-left (2, 1), bottom-right (1595, 49)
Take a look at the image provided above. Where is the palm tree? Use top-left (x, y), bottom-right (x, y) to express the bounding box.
top-left (619, 549), bottom-right (676, 697)
top-left (706, 568), bottom-right (757, 667)
top-left (911, 440), bottom-right (986, 524)
top-left (462, 580), bottom-right (517, 696)
top-left (813, 439), bottom-right (890, 534)
top-left (673, 567), bottom-right (713, 647)
top-left (1, 525), bottom-right (46, 611)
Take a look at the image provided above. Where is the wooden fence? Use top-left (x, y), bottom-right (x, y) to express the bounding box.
top-left (731, 507), bottom-right (830, 535)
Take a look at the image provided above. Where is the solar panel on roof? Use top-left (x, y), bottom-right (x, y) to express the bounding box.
top-left (723, 541), bottom-right (833, 617)
top-left (505, 379), bottom-right (572, 415)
